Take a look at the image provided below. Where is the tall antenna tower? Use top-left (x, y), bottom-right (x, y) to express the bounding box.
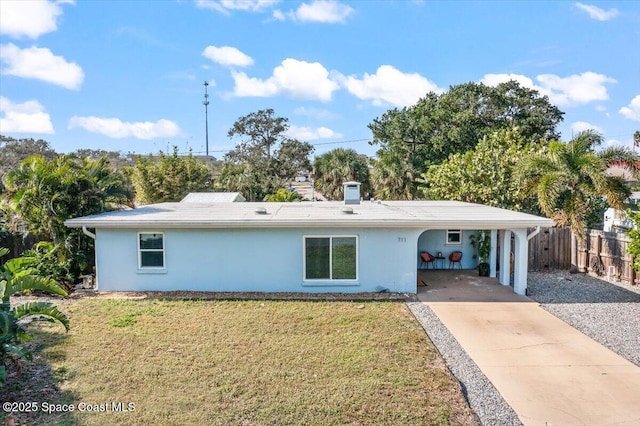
top-left (203, 81), bottom-right (210, 157)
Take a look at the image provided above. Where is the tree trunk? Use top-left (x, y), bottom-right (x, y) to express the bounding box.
top-left (570, 232), bottom-right (579, 273)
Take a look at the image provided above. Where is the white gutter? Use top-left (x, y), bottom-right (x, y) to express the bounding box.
top-left (67, 220), bottom-right (554, 230)
top-left (527, 226), bottom-right (541, 241)
top-left (82, 226), bottom-right (96, 240)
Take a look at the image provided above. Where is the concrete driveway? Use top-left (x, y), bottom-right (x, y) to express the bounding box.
top-left (417, 271), bottom-right (640, 426)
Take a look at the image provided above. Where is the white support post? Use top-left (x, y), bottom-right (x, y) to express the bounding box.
top-left (513, 229), bottom-right (529, 296)
top-left (499, 230), bottom-right (511, 286)
top-left (489, 229), bottom-right (498, 278)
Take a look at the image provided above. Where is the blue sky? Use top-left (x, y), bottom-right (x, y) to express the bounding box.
top-left (1, 0), bottom-right (639, 159)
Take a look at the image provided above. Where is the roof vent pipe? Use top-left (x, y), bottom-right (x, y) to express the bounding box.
top-left (343, 181), bottom-right (361, 205)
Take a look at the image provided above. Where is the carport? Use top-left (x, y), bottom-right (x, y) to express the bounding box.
top-left (416, 270), bottom-right (532, 302)
top-left (415, 224), bottom-right (549, 296)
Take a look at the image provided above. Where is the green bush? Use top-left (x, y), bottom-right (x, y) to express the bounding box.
top-left (625, 209), bottom-right (640, 273)
top-left (22, 242), bottom-right (74, 287)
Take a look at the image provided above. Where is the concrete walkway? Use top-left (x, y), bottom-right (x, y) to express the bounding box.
top-left (417, 271), bottom-right (640, 426)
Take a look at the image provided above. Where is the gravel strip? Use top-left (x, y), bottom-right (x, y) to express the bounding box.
top-left (528, 271), bottom-right (640, 367)
top-left (407, 301), bottom-right (522, 426)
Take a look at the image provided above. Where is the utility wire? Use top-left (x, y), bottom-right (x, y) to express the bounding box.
top-left (177, 138), bottom-right (373, 156)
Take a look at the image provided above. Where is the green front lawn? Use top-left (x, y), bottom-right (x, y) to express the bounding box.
top-left (2, 298), bottom-right (475, 425)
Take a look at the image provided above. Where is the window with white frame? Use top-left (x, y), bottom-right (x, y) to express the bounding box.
top-left (446, 229), bottom-right (462, 245)
top-left (138, 232), bottom-right (165, 268)
top-left (304, 236), bottom-right (357, 280)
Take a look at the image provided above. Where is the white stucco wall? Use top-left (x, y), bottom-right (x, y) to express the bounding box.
top-left (95, 227), bottom-right (422, 293)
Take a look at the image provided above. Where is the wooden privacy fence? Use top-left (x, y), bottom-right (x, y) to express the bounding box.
top-left (528, 227), bottom-right (572, 271)
top-left (579, 230), bottom-right (638, 285)
top-left (528, 227), bottom-right (639, 285)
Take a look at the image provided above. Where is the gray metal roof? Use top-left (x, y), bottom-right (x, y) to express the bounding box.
top-left (65, 200), bottom-right (554, 229)
top-left (180, 192), bottom-right (246, 203)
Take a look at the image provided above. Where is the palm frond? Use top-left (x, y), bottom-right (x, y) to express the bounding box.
top-left (600, 176), bottom-right (631, 210)
top-left (571, 130), bottom-right (604, 152)
top-left (537, 172), bottom-right (566, 217)
top-left (12, 301), bottom-right (70, 332)
top-left (0, 311), bottom-right (12, 340)
top-left (577, 153), bottom-right (608, 189)
top-left (7, 276), bottom-right (68, 298)
top-left (2, 256), bottom-right (36, 275)
top-left (2, 343), bottom-right (32, 360)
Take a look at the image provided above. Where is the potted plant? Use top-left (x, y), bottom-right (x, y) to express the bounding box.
top-left (469, 230), bottom-right (491, 276)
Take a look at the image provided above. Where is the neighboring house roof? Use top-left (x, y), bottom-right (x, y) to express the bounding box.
top-left (180, 192), bottom-right (246, 203)
top-left (65, 200), bottom-right (553, 229)
top-left (606, 163), bottom-right (640, 182)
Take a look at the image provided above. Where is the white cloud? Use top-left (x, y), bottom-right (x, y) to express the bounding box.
top-left (575, 2), bottom-right (618, 21)
top-left (0, 96), bottom-right (54, 134)
top-left (232, 58), bottom-right (339, 101)
top-left (202, 45), bottom-right (254, 67)
top-left (480, 73), bottom-right (536, 89)
top-left (293, 107), bottom-right (339, 120)
top-left (0, 0), bottom-right (74, 39)
top-left (294, 0), bottom-right (353, 23)
top-left (619, 95), bottom-right (640, 122)
top-left (481, 71), bottom-right (616, 107)
top-left (68, 116), bottom-right (180, 140)
top-left (287, 125), bottom-right (342, 141)
top-left (604, 138), bottom-right (624, 148)
top-left (273, 0), bottom-right (354, 24)
top-left (195, 0), bottom-right (279, 14)
top-left (537, 72), bottom-right (615, 105)
top-left (232, 72), bottom-right (279, 97)
top-left (571, 121), bottom-right (603, 134)
top-left (0, 43), bottom-right (84, 90)
top-left (196, 0), bottom-right (352, 25)
top-left (342, 65), bottom-right (442, 107)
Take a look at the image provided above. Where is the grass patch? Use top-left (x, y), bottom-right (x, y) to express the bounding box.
top-left (107, 306), bottom-right (166, 327)
top-left (2, 298), bottom-right (476, 425)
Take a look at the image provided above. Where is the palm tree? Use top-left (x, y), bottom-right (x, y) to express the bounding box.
top-left (516, 130), bottom-right (639, 271)
top-left (216, 162), bottom-right (274, 202)
top-left (4, 155), bottom-right (132, 242)
top-left (0, 247), bottom-right (69, 384)
top-left (370, 153), bottom-right (416, 200)
top-left (312, 148), bottom-right (371, 201)
top-left (3, 154), bottom-right (133, 280)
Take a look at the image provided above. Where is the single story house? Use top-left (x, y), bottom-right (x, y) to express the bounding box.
top-left (65, 183), bottom-right (553, 295)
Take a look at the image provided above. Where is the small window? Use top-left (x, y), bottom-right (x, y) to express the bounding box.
top-left (446, 230), bottom-right (462, 245)
top-left (138, 232), bottom-right (164, 268)
top-left (304, 236), bottom-right (357, 281)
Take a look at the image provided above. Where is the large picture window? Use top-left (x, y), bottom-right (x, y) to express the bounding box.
top-left (138, 232), bottom-right (165, 268)
top-left (304, 236), bottom-right (357, 281)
